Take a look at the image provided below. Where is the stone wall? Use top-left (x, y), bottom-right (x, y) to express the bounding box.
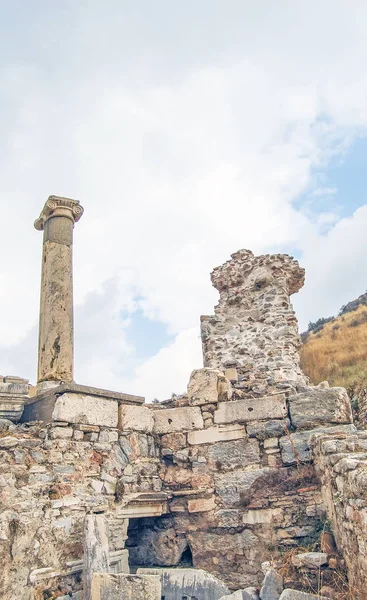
top-left (122, 368), bottom-right (354, 590)
top-left (312, 431), bottom-right (367, 600)
top-left (201, 250), bottom-right (307, 395)
top-left (0, 410), bottom-right (161, 600)
top-left (1, 248), bottom-right (359, 599)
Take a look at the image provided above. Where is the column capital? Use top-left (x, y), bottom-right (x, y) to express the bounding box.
top-left (34, 196), bottom-right (84, 231)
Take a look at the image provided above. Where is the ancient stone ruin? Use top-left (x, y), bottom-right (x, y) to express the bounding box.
top-left (0, 197), bottom-right (366, 600)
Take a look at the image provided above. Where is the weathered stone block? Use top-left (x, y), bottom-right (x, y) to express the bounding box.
top-left (279, 591), bottom-right (328, 600)
top-left (138, 568), bottom-right (230, 600)
top-left (260, 569), bottom-right (283, 600)
top-left (289, 387), bottom-right (353, 430)
top-left (214, 395), bottom-right (287, 425)
top-left (188, 368), bottom-right (232, 406)
top-left (208, 439), bottom-right (260, 470)
top-left (119, 404), bottom-right (154, 433)
top-left (52, 393), bottom-right (118, 427)
top-left (188, 496), bottom-right (216, 513)
top-left (243, 508), bottom-right (283, 525)
top-left (220, 589), bottom-right (259, 600)
top-left (91, 573), bottom-right (161, 600)
top-left (188, 424), bottom-right (245, 445)
top-left (153, 406), bottom-right (204, 434)
top-left (291, 552), bottom-right (328, 569)
top-left (215, 468), bottom-right (271, 507)
top-left (280, 424), bottom-right (357, 465)
top-left (247, 419), bottom-right (289, 440)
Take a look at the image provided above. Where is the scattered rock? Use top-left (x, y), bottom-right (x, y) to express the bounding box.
top-left (279, 591), bottom-right (328, 600)
top-left (260, 569), bottom-right (283, 600)
top-left (291, 552), bottom-right (328, 569)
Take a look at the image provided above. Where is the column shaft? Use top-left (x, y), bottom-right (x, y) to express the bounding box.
top-left (34, 196), bottom-right (84, 385)
top-left (38, 216), bottom-right (74, 382)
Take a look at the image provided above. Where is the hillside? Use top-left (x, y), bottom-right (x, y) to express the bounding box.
top-left (300, 294), bottom-right (367, 422)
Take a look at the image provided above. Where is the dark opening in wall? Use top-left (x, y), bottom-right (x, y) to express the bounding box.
top-left (179, 545), bottom-right (193, 567)
top-left (126, 515), bottom-right (189, 570)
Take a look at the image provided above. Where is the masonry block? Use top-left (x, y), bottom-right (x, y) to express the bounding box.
top-left (214, 395), bottom-right (287, 425)
top-left (119, 404), bottom-right (154, 433)
top-left (91, 573), bottom-right (161, 600)
top-left (289, 386), bottom-right (353, 430)
top-left (52, 393), bottom-right (118, 427)
top-left (188, 424), bottom-right (245, 445)
top-left (188, 368), bottom-right (232, 406)
top-left (153, 406), bottom-right (204, 434)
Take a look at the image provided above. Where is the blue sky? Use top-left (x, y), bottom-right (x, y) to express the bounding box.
top-left (1, 1), bottom-right (367, 399)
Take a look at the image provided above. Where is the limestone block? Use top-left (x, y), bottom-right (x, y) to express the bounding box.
top-left (91, 573), bottom-right (161, 600)
top-left (208, 439), bottom-right (260, 470)
top-left (247, 419), bottom-right (289, 440)
top-left (291, 552), bottom-right (328, 569)
top-left (188, 424), bottom-right (245, 445)
top-left (84, 514), bottom-right (110, 600)
top-left (188, 496), bottom-right (216, 513)
top-left (0, 377), bottom-right (29, 422)
top-left (214, 395), bottom-right (287, 425)
top-left (279, 591), bottom-right (328, 600)
top-left (153, 406), bottom-right (204, 434)
top-left (243, 508), bottom-right (283, 525)
top-left (289, 387), bottom-right (353, 430)
top-left (138, 568), bottom-right (230, 600)
top-left (119, 404), bottom-right (154, 433)
top-left (215, 468), bottom-right (271, 507)
top-left (188, 368), bottom-right (232, 406)
top-left (279, 424), bottom-right (357, 465)
top-left (220, 589), bottom-right (259, 600)
top-left (52, 393), bottom-right (118, 427)
top-left (259, 569), bottom-right (283, 600)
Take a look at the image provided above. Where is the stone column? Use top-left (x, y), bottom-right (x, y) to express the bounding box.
top-left (83, 514), bottom-right (110, 600)
top-left (34, 196), bottom-right (84, 387)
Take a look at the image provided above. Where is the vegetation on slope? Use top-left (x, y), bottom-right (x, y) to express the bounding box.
top-left (301, 303), bottom-right (367, 390)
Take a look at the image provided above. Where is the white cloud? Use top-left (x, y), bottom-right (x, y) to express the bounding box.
top-left (1, 2), bottom-right (367, 398)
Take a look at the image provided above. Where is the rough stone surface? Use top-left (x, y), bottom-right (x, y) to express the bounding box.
top-left (289, 387), bottom-right (353, 430)
top-left (0, 376), bottom-right (29, 422)
top-left (188, 368), bottom-right (232, 405)
top-left (35, 197), bottom-right (84, 384)
top-left (201, 250), bottom-right (307, 389)
top-left (291, 552), bottom-right (328, 569)
top-left (279, 424), bottom-right (356, 465)
top-left (188, 424), bottom-right (245, 445)
top-left (119, 404), bottom-right (154, 433)
top-left (220, 590), bottom-right (259, 600)
top-left (83, 514), bottom-right (110, 600)
top-left (52, 393), bottom-right (118, 427)
top-left (214, 395), bottom-right (287, 425)
top-left (153, 406), bottom-right (204, 433)
top-left (91, 573), bottom-right (161, 600)
top-left (312, 431), bottom-right (367, 600)
top-left (138, 568), bottom-right (230, 600)
top-left (279, 592), bottom-right (328, 600)
top-left (259, 569), bottom-right (283, 600)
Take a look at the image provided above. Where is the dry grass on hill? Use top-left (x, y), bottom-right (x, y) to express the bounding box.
top-left (300, 305), bottom-right (367, 390)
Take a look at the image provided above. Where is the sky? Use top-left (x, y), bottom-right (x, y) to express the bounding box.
top-left (1, 1), bottom-right (367, 400)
